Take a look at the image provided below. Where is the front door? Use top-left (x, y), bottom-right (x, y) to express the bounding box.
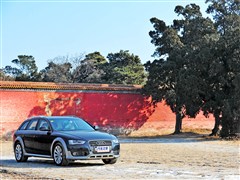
top-left (35, 119), bottom-right (54, 155)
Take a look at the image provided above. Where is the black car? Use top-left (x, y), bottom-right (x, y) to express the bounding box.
top-left (13, 116), bottom-right (120, 166)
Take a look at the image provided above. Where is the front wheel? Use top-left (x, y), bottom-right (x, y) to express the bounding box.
top-left (102, 158), bottom-right (117, 164)
top-left (53, 143), bottom-right (69, 166)
top-left (14, 142), bottom-right (28, 162)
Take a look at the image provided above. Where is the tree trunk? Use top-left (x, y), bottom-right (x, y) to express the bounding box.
top-left (209, 110), bottom-right (221, 136)
top-left (174, 110), bottom-right (182, 134)
top-left (220, 115), bottom-right (230, 137)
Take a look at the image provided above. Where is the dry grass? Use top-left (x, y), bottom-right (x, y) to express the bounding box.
top-left (129, 128), bottom-right (213, 138)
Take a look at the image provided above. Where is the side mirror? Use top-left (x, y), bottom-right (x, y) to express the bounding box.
top-left (94, 125), bottom-right (100, 131)
top-left (39, 126), bottom-right (49, 131)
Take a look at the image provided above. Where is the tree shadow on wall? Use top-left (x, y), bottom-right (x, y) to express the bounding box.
top-left (28, 92), bottom-right (155, 136)
top-left (28, 93), bottom-right (81, 118)
top-left (80, 93), bottom-right (155, 136)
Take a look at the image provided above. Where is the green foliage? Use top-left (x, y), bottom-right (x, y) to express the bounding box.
top-left (105, 50), bottom-right (146, 85)
top-left (84, 52), bottom-right (107, 65)
top-left (205, 0), bottom-right (240, 137)
top-left (206, 0), bottom-right (240, 34)
top-left (144, 1), bottom-right (240, 136)
top-left (0, 69), bottom-right (15, 81)
top-left (3, 51), bottom-right (146, 85)
top-left (72, 52), bottom-right (107, 83)
top-left (41, 61), bottom-right (72, 83)
top-left (3, 55), bottom-right (40, 81)
top-left (144, 4), bottom-right (210, 133)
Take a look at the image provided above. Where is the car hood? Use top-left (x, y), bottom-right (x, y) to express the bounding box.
top-left (59, 130), bottom-right (115, 140)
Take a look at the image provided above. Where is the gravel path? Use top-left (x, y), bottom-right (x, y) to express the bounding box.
top-left (0, 134), bottom-right (239, 179)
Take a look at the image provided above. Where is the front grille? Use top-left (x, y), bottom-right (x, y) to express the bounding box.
top-left (89, 140), bottom-right (112, 146)
top-left (89, 140), bottom-right (112, 154)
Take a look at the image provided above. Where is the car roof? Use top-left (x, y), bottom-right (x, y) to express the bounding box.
top-left (28, 116), bottom-right (78, 120)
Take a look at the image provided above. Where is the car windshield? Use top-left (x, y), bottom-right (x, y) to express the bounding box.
top-left (49, 117), bottom-right (95, 131)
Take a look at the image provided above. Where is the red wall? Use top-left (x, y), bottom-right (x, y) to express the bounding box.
top-left (0, 89), bottom-right (214, 137)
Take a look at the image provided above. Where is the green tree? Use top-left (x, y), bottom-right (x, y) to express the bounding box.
top-left (144, 1), bottom-right (240, 136)
top-left (105, 50), bottom-right (146, 85)
top-left (205, 0), bottom-right (240, 136)
top-left (144, 4), bottom-right (212, 134)
top-left (3, 55), bottom-right (40, 81)
top-left (41, 61), bottom-right (72, 83)
top-left (72, 52), bottom-right (107, 83)
top-left (174, 5), bottom-right (222, 135)
top-left (0, 69), bottom-right (15, 81)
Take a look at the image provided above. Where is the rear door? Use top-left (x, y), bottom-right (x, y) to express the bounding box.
top-left (23, 118), bottom-right (38, 153)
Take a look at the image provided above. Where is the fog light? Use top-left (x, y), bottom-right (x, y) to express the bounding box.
top-left (72, 152), bottom-right (78, 156)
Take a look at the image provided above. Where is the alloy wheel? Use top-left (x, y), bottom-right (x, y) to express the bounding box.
top-left (54, 145), bottom-right (63, 165)
top-left (15, 144), bottom-right (23, 161)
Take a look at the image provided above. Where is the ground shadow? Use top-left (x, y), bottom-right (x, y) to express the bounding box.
top-left (0, 158), bottom-right (104, 168)
top-left (119, 132), bottom-right (221, 143)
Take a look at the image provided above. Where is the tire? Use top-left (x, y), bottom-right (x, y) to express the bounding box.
top-left (53, 143), bottom-right (69, 166)
top-left (14, 142), bottom-right (28, 162)
top-left (102, 158), bottom-right (117, 164)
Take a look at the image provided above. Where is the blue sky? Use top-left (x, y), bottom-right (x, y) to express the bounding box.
top-left (1, 0), bottom-right (209, 70)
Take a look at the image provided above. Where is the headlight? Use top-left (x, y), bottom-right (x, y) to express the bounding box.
top-left (112, 139), bottom-right (119, 144)
top-left (68, 140), bottom-right (86, 145)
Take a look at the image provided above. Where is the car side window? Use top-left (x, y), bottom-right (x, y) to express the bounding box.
top-left (26, 119), bottom-right (38, 130)
top-left (19, 121), bottom-right (29, 130)
top-left (37, 120), bottom-right (50, 131)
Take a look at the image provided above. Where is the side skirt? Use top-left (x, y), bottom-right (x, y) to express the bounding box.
top-left (24, 153), bottom-right (52, 159)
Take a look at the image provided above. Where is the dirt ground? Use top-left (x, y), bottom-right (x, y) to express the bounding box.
top-left (0, 133), bottom-right (239, 180)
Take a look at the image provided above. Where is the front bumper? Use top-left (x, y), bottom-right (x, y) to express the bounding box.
top-left (65, 141), bottom-right (120, 160)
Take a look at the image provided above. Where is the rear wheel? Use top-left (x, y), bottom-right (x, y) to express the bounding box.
top-left (102, 158), bottom-right (117, 164)
top-left (53, 143), bottom-right (69, 166)
top-left (14, 142), bottom-right (28, 162)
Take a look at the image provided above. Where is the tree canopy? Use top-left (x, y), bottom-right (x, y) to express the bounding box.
top-left (105, 50), bottom-right (146, 85)
top-left (3, 55), bottom-right (40, 82)
top-left (3, 51), bottom-right (146, 85)
top-left (72, 52), bottom-right (108, 83)
top-left (41, 61), bottom-right (73, 83)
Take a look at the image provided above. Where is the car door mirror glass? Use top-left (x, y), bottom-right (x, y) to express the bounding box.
top-left (39, 126), bottom-right (49, 131)
top-left (94, 125), bottom-right (100, 130)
